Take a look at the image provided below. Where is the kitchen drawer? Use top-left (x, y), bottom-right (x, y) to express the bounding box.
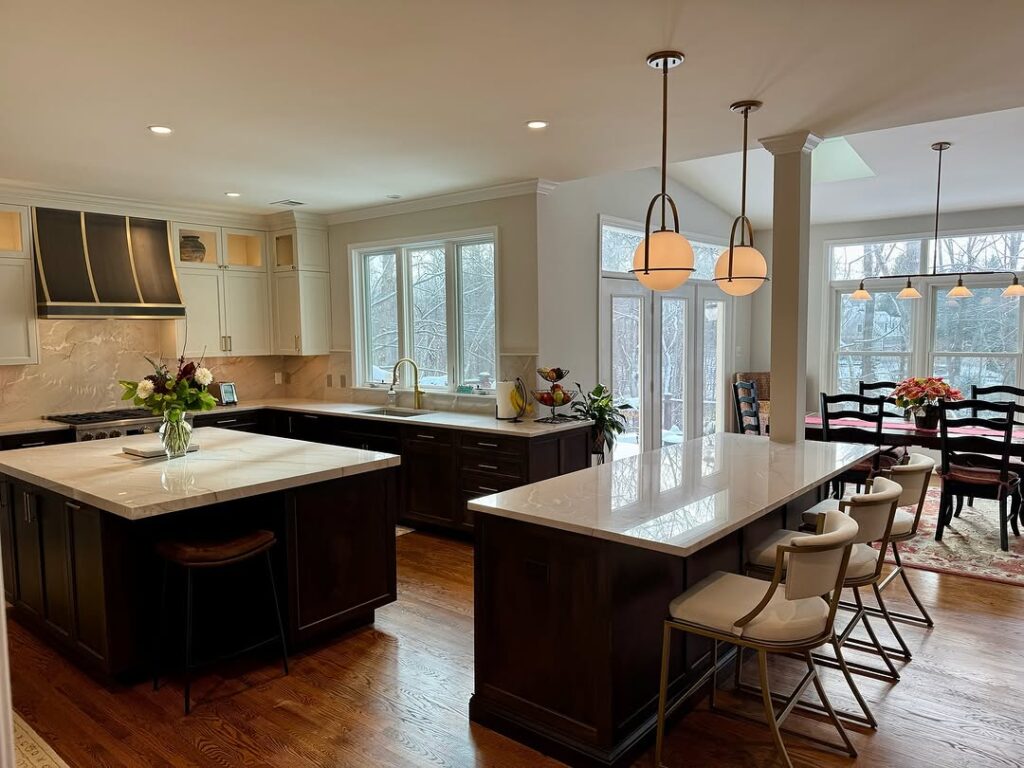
top-left (192, 411), bottom-right (263, 431)
top-left (402, 425), bottom-right (453, 446)
top-left (458, 432), bottom-right (526, 456)
top-left (460, 469), bottom-right (521, 496)
top-left (0, 430), bottom-right (73, 451)
top-left (459, 449), bottom-right (524, 480)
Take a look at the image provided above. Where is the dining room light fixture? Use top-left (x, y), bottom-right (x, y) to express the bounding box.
top-left (897, 278), bottom-right (922, 300)
top-left (630, 50), bottom-right (694, 291)
top-left (713, 100), bottom-right (768, 296)
top-left (851, 281), bottom-right (872, 300)
top-left (846, 142), bottom-right (1021, 301)
top-left (1003, 276), bottom-right (1024, 297)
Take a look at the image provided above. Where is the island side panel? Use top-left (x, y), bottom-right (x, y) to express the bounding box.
top-left (286, 467), bottom-right (399, 645)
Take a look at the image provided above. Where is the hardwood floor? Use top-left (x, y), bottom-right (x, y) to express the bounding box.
top-left (9, 531), bottom-right (1024, 768)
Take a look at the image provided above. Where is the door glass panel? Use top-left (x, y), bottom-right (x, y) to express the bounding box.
top-left (611, 295), bottom-right (643, 453)
top-left (408, 246), bottom-right (448, 388)
top-left (701, 300), bottom-right (725, 435)
top-left (176, 226), bottom-right (219, 266)
top-left (660, 297), bottom-right (687, 446)
top-left (363, 252), bottom-right (398, 383)
top-left (0, 211), bottom-right (22, 252)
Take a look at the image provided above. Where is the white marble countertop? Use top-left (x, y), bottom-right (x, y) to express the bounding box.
top-left (0, 428), bottom-right (400, 520)
top-left (469, 434), bottom-right (875, 558)
top-left (209, 398), bottom-right (592, 437)
top-left (0, 399), bottom-right (590, 439)
top-left (0, 419), bottom-right (73, 437)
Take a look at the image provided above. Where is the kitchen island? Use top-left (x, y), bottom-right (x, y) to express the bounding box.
top-left (468, 433), bottom-right (874, 768)
top-left (0, 428), bottom-right (400, 678)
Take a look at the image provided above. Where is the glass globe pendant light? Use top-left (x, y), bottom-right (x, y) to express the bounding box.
top-left (631, 51), bottom-right (694, 291)
top-left (714, 101), bottom-right (768, 296)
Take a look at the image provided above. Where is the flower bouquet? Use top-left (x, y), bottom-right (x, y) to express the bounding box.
top-left (119, 356), bottom-right (217, 458)
top-left (891, 376), bottom-right (963, 430)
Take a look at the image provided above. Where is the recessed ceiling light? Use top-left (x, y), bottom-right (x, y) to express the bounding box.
top-left (224, 192), bottom-right (241, 198)
top-left (386, 194), bottom-right (402, 200)
top-left (148, 125), bottom-right (173, 135)
top-left (526, 120), bottom-right (549, 130)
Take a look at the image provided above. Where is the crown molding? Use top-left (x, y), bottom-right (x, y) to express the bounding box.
top-left (0, 179), bottom-right (270, 229)
top-left (758, 131), bottom-right (823, 156)
top-left (326, 179), bottom-right (550, 225)
top-left (265, 209), bottom-right (329, 231)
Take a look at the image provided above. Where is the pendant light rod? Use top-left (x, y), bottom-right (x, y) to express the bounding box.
top-left (931, 141), bottom-right (950, 275)
top-left (660, 54), bottom-right (668, 229)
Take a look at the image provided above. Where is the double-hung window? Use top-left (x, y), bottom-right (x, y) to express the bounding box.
top-left (353, 229), bottom-right (497, 391)
top-left (826, 231), bottom-right (1024, 394)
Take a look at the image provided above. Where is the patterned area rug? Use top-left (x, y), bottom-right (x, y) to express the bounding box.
top-left (892, 487), bottom-right (1024, 586)
top-left (14, 713), bottom-right (69, 768)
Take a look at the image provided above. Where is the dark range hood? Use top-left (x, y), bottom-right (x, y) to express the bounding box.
top-left (32, 207), bottom-right (185, 318)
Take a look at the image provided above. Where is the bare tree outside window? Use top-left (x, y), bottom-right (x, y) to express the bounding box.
top-left (363, 252), bottom-right (399, 382)
top-left (459, 242), bottom-right (496, 388)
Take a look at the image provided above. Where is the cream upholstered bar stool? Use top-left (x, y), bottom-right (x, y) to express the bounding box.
top-left (749, 477), bottom-right (904, 689)
top-left (868, 454), bottom-right (935, 629)
top-left (654, 511), bottom-right (859, 768)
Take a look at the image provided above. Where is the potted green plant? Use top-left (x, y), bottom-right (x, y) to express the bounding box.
top-left (571, 383), bottom-right (633, 457)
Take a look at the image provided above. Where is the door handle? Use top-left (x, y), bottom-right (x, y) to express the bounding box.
top-left (478, 463), bottom-right (499, 471)
top-left (477, 441), bottom-right (498, 448)
top-left (217, 418), bottom-right (238, 425)
top-left (415, 434), bottom-right (435, 440)
top-left (478, 485), bottom-right (499, 493)
top-left (227, 335), bottom-right (232, 352)
top-left (19, 441), bottom-right (45, 448)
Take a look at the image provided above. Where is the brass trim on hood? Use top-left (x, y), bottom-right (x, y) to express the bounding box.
top-left (78, 212), bottom-right (100, 302)
top-left (123, 216), bottom-right (145, 303)
top-left (30, 206), bottom-right (51, 303)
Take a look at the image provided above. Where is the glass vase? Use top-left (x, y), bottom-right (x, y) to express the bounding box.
top-left (160, 411), bottom-right (193, 459)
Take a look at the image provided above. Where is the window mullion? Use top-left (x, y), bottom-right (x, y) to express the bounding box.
top-left (449, 241), bottom-right (458, 389)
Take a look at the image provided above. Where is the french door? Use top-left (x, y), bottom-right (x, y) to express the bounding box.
top-left (599, 277), bottom-right (730, 455)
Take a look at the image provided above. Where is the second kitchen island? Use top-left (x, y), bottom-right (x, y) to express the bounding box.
top-left (0, 427), bottom-right (401, 678)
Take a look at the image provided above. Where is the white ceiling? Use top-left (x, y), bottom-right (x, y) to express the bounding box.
top-left (669, 107), bottom-right (1024, 229)
top-left (3, 0), bottom-right (1024, 215)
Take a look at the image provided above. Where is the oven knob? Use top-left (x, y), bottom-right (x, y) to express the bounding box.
top-left (140, 425), bottom-right (155, 434)
top-left (94, 431), bottom-right (108, 440)
top-left (80, 433), bottom-right (94, 441)
top-left (109, 429), bottom-right (122, 438)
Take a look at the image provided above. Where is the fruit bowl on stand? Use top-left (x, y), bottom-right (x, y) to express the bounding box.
top-left (532, 367), bottom-right (579, 423)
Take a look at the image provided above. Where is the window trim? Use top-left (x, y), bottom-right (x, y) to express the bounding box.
top-left (597, 214), bottom-right (728, 281)
top-left (349, 226), bottom-right (499, 392)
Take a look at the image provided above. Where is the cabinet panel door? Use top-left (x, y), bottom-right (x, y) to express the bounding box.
top-left (223, 270), bottom-right (271, 355)
top-left (273, 272), bottom-right (301, 354)
top-left (296, 228), bottom-right (329, 271)
top-left (402, 437), bottom-right (457, 525)
top-left (176, 269), bottom-right (225, 357)
top-left (69, 505), bottom-right (108, 661)
top-left (298, 271), bottom-right (331, 355)
top-left (38, 493), bottom-right (73, 637)
top-left (0, 256), bottom-right (39, 365)
top-left (0, 481), bottom-right (16, 603)
top-left (12, 489), bottom-right (43, 617)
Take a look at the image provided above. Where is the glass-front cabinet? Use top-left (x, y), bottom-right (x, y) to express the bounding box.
top-left (172, 224), bottom-right (266, 271)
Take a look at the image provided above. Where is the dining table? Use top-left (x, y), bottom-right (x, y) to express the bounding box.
top-left (804, 414), bottom-right (1024, 457)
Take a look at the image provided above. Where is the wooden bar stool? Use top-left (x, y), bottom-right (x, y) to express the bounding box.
top-left (152, 529), bottom-right (289, 714)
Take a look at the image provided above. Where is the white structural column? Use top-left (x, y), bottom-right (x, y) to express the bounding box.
top-left (760, 131), bottom-right (821, 443)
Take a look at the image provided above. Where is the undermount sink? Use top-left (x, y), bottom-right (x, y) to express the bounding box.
top-left (360, 408), bottom-right (430, 418)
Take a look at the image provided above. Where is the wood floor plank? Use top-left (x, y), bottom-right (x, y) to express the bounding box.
top-left (9, 530), bottom-right (1024, 767)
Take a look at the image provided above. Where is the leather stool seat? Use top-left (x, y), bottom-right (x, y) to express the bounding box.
top-left (156, 530), bottom-right (275, 566)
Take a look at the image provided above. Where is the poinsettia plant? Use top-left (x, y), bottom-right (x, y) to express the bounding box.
top-left (891, 376), bottom-right (963, 414)
top-left (119, 355), bottom-right (217, 420)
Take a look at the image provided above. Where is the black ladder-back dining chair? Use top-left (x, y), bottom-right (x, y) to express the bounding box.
top-left (734, 380), bottom-right (762, 436)
top-left (858, 380), bottom-right (908, 464)
top-left (935, 399), bottom-right (1021, 552)
top-left (820, 393), bottom-right (894, 498)
top-left (962, 384), bottom-right (1024, 511)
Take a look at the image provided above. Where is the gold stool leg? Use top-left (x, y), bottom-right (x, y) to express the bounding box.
top-left (805, 651), bottom-right (858, 758)
top-left (758, 649), bottom-right (794, 768)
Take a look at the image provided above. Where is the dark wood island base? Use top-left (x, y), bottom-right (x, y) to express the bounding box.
top-left (471, 470), bottom-right (833, 768)
top-left (0, 468), bottom-right (399, 680)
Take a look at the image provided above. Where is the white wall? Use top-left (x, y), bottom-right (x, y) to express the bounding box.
top-left (537, 167), bottom-right (752, 389)
top-left (751, 205), bottom-right (1024, 408)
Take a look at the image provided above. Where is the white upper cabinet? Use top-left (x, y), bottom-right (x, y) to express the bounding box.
top-left (0, 204), bottom-right (38, 365)
top-left (273, 270), bottom-right (330, 356)
top-left (223, 269), bottom-right (271, 355)
top-left (172, 225), bottom-right (272, 357)
top-left (272, 227), bottom-right (328, 272)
